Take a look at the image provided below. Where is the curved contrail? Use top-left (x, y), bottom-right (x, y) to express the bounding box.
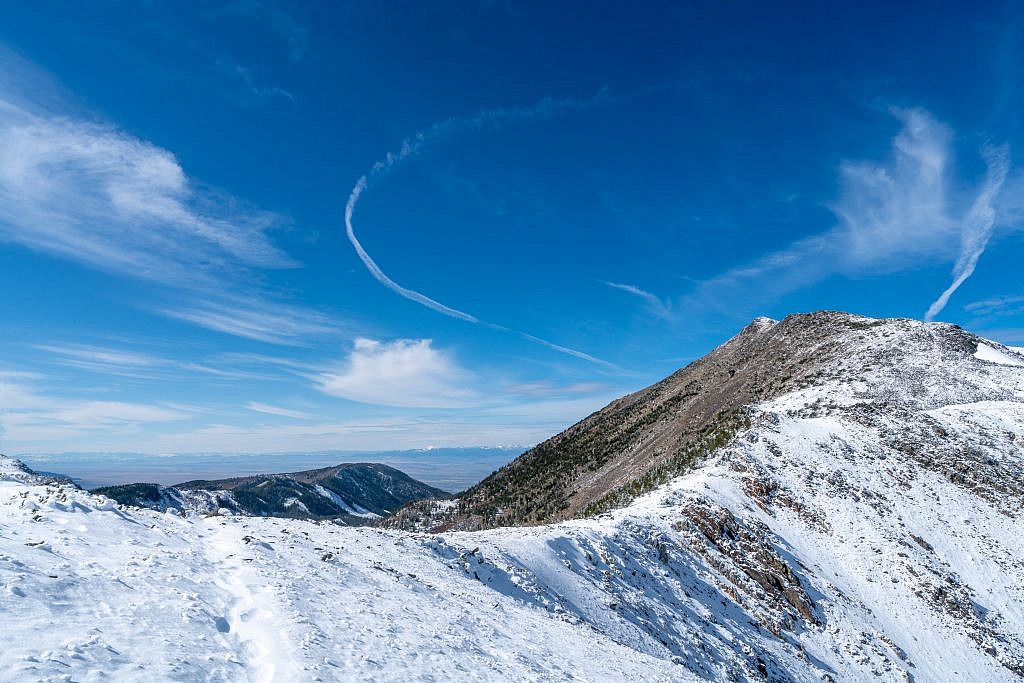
top-left (345, 175), bottom-right (479, 324)
top-left (343, 92), bottom-right (619, 369)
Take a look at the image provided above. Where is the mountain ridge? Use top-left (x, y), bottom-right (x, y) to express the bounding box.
top-left (92, 461), bottom-right (448, 523)
top-left (391, 311), bottom-right (1023, 532)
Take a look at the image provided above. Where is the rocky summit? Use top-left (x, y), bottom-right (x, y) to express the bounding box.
top-left (403, 311), bottom-right (1023, 531)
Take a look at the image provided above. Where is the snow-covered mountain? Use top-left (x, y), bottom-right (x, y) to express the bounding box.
top-left (2, 312), bottom-right (1022, 681)
top-left (91, 463), bottom-right (448, 524)
top-left (416, 311), bottom-right (1024, 532)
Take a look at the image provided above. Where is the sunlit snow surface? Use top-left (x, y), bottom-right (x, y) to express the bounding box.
top-left (2, 317), bottom-right (1024, 681)
top-left (0, 478), bottom-right (689, 682)
top-left (975, 341), bottom-right (1024, 367)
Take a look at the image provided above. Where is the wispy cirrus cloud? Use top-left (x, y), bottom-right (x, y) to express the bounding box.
top-left (35, 344), bottom-right (165, 377)
top-left (216, 58), bottom-right (295, 106)
top-left (159, 296), bottom-right (347, 346)
top-left (68, 392), bottom-right (619, 455)
top-left (245, 402), bottom-right (316, 420)
top-left (965, 294), bottom-right (1024, 317)
top-left (925, 144), bottom-right (1010, 320)
top-left (137, 416), bottom-right (561, 455)
top-left (1, 354), bottom-right (623, 454)
top-left (0, 372), bottom-right (192, 449)
top-left (603, 281), bottom-right (674, 321)
top-left (35, 342), bottom-right (284, 382)
top-left (502, 380), bottom-right (607, 398)
top-left (0, 46), bottom-right (349, 347)
top-left (961, 294), bottom-right (1024, 346)
top-left (682, 108), bottom-right (1011, 321)
top-left (221, 1), bottom-right (309, 61)
top-left (0, 89), bottom-right (298, 287)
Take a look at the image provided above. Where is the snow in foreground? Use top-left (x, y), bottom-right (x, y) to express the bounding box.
top-left (1, 477), bottom-right (689, 682)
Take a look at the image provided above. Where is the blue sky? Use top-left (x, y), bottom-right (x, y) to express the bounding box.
top-left (1, 1), bottom-right (1023, 462)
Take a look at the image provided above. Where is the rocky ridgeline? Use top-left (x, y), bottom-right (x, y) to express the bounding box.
top-left (401, 311), bottom-right (1023, 531)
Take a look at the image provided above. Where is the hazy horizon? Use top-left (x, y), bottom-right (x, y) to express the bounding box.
top-left (15, 446), bottom-right (526, 493)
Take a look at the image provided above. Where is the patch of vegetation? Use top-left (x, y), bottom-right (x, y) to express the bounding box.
top-left (91, 482), bottom-right (163, 505)
top-left (452, 389), bottom-right (698, 527)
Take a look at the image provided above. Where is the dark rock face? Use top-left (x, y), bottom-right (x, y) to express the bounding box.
top-left (407, 311), bottom-right (1007, 531)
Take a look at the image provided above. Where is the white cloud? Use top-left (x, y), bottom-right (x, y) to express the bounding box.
top-left (142, 418), bottom-right (553, 454)
top-left (0, 97), bottom-right (297, 287)
top-left (119, 392), bottom-right (618, 454)
top-left (222, 1), bottom-right (309, 61)
top-left (503, 380), bottom-right (607, 398)
top-left (0, 373), bottom-right (191, 450)
top-left (317, 338), bottom-right (477, 408)
top-left (965, 294), bottom-right (1024, 317)
top-left (217, 59), bottom-right (295, 105)
top-left (829, 108), bottom-right (957, 272)
top-left (0, 48), bottom-right (350, 347)
top-left (35, 344), bottom-right (165, 376)
top-left (35, 342), bottom-right (288, 382)
top-left (343, 91), bottom-right (616, 368)
top-left (0, 360), bottom-right (625, 453)
top-left (158, 296), bottom-right (345, 345)
top-left (43, 402), bottom-right (189, 426)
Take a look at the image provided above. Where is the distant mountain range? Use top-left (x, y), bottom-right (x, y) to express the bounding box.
top-left (92, 463), bottom-right (448, 524)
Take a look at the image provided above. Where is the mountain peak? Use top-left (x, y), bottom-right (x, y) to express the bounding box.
top-left (410, 310), bottom-right (1022, 531)
top-left (93, 461), bottom-right (448, 523)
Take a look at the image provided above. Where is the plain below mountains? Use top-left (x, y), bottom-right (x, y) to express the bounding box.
top-left (92, 462), bottom-right (448, 524)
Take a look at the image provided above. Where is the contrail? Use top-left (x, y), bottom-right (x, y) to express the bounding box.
top-left (514, 331), bottom-right (617, 368)
top-left (343, 91), bottom-right (619, 369)
top-left (925, 144), bottom-right (1010, 321)
top-left (345, 176), bottom-right (479, 324)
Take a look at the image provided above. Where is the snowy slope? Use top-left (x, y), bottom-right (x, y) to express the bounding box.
top-left (0, 473), bottom-right (688, 682)
top-left (2, 313), bottom-right (1023, 681)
